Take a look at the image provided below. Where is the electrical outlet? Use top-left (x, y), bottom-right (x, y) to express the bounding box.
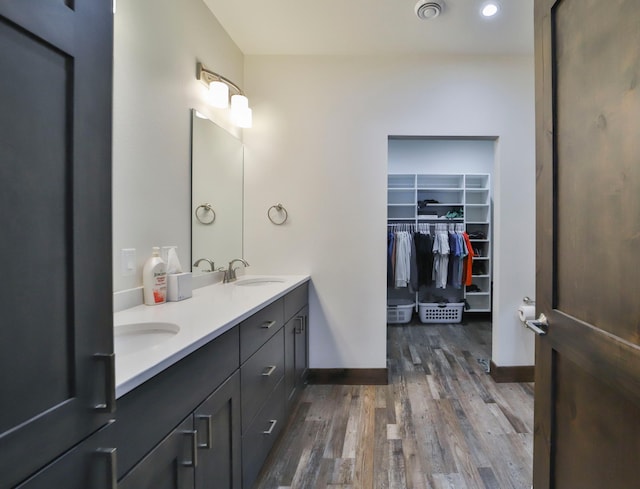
top-left (121, 248), bottom-right (136, 276)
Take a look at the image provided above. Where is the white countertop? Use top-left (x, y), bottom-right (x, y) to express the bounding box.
top-left (113, 274), bottom-right (310, 398)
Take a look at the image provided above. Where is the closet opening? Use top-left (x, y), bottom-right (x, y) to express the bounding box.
top-left (386, 136), bottom-right (495, 363)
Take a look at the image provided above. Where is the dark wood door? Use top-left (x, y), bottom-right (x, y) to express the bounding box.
top-left (534, 0), bottom-right (640, 487)
top-left (0, 1), bottom-right (113, 487)
top-left (194, 371), bottom-right (242, 489)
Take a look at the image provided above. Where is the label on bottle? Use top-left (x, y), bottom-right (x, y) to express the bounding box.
top-left (152, 272), bottom-right (167, 303)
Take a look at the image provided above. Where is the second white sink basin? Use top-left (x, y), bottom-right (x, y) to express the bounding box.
top-left (114, 322), bottom-right (180, 356)
top-left (234, 277), bottom-right (287, 287)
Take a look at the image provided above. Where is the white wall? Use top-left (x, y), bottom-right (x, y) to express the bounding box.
top-left (388, 138), bottom-right (495, 176)
top-left (112, 0), bottom-right (243, 292)
top-left (243, 55), bottom-right (536, 368)
top-left (112, 3), bottom-right (536, 368)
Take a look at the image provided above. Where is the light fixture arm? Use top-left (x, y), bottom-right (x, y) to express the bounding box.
top-left (196, 62), bottom-right (244, 96)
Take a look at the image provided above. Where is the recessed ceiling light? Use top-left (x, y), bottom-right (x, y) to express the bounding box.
top-left (481, 2), bottom-right (500, 17)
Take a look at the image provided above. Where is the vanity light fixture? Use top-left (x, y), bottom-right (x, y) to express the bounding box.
top-left (197, 62), bottom-right (252, 128)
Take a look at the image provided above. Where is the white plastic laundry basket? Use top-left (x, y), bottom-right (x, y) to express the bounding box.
top-left (387, 299), bottom-right (415, 324)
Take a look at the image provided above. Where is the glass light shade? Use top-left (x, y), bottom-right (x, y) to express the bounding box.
top-left (237, 107), bottom-right (252, 129)
top-left (231, 94), bottom-right (249, 110)
top-left (209, 81), bottom-right (229, 108)
top-left (230, 95), bottom-right (251, 128)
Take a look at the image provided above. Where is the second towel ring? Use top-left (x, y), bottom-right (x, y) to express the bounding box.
top-left (267, 203), bottom-right (288, 225)
top-left (195, 203), bottom-right (216, 224)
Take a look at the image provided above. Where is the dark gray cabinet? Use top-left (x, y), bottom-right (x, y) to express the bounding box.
top-left (294, 305), bottom-right (309, 393)
top-left (241, 379), bottom-right (286, 488)
top-left (115, 327), bottom-right (239, 479)
top-left (0, 2), bottom-right (114, 488)
top-left (119, 417), bottom-right (196, 489)
top-left (115, 282), bottom-right (308, 489)
top-left (194, 371), bottom-right (241, 489)
top-left (14, 423), bottom-right (116, 489)
top-left (241, 329), bottom-right (285, 430)
top-left (284, 284), bottom-right (310, 406)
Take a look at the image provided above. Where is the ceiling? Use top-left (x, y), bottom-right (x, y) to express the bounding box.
top-left (203, 0), bottom-right (534, 56)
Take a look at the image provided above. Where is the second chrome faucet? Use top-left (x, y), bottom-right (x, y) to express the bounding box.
top-left (224, 258), bottom-right (249, 283)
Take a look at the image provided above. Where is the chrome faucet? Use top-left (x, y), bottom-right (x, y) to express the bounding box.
top-left (193, 258), bottom-right (215, 272)
top-left (224, 258), bottom-right (249, 283)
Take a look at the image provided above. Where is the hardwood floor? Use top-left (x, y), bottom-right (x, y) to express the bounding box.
top-left (254, 320), bottom-right (534, 489)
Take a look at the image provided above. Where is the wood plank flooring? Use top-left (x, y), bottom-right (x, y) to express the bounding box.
top-left (254, 320), bottom-right (534, 489)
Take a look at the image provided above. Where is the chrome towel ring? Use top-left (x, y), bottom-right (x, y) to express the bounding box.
top-left (195, 203), bottom-right (216, 224)
top-left (267, 203), bottom-right (288, 225)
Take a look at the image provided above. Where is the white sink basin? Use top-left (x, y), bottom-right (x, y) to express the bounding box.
top-left (114, 322), bottom-right (180, 356)
top-left (234, 277), bottom-right (287, 287)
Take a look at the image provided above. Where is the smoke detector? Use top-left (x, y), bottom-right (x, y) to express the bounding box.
top-left (415, 0), bottom-right (444, 20)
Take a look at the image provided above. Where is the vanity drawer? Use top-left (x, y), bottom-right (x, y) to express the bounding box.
top-left (241, 378), bottom-right (285, 489)
top-left (240, 298), bottom-right (284, 363)
top-left (241, 328), bottom-right (284, 431)
top-left (283, 282), bottom-right (309, 322)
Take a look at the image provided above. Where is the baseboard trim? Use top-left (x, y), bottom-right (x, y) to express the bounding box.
top-left (490, 361), bottom-right (534, 383)
top-left (307, 368), bottom-right (388, 385)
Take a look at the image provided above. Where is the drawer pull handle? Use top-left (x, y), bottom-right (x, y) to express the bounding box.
top-left (262, 419), bottom-right (277, 435)
top-left (196, 414), bottom-right (213, 449)
top-left (261, 320), bottom-right (276, 329)
top-left (182, 430), bottom-right (198, 467)
top-left (262, 365), bottom-right (277, 376)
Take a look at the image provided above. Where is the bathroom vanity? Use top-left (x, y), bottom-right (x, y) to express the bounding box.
top-left (11, 276), bottom-right (309, 489)
top-left (113, 275), bottom-right (309, 489)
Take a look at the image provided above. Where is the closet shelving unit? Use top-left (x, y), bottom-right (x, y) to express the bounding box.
top-left (387, 173), bottom-right (492, 313)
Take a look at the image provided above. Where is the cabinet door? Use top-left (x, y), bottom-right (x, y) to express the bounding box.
top-left (194, 371), bottom-right (241, 489)
top-left (242, 380), bottom-right (286, 489)
top-left (285, 307), bottom-right (309, 406)
top-left (15, 422), bottom-right (115, 489)
top-left (294, 306), bottom-right (309, 391)
top-left (284, 318), bottom-right (297, 403)
top-left (0, 2), bottom-right (114, 487)
top-left (119, 418), bottom-right (196, 489)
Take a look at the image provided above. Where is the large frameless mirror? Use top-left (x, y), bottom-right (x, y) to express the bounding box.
top-left (190, 110), bottom-right (243, 275)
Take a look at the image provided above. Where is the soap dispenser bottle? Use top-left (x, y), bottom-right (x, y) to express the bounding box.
top-left (143, 246), bottom-right (167, 305)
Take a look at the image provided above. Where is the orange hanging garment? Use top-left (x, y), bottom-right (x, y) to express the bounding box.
top-left (462, 232), bottom-right (475, 286)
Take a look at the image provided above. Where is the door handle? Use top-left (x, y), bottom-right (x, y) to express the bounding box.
top-left (93, 353), bottom-right (116, 413)
top-left (295, 316), bottom-right (304, 334)
top-left (525, 313), bottom-right (548, 336)
top-left (182, 430), bottom-right (198, 467)
top-left (96, 448), bottom-right (117, 489)
top-left (196, 415), bottom-right (213, 449)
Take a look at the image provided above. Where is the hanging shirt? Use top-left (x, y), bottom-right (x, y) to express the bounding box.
top-left (387, 231), bottom-right (395, 287)
top-left (462, 232), bottom-right (475, 286)
top-left (432, 231), bottom-right (450, 289)
top-left (414, 232), bottom-right (434, 287)
top-left (394, 231), bottom-right (412, 288)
